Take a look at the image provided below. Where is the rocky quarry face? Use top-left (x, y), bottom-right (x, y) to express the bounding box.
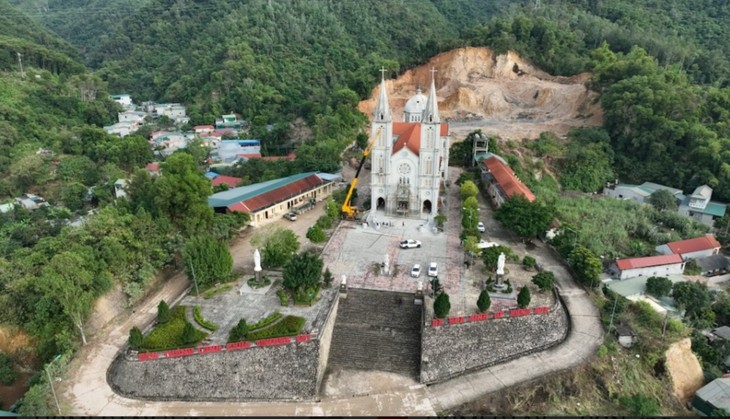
top-left (358, 47), bottom-right (603, 140)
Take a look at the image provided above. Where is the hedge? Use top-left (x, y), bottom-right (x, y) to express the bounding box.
top-left (248, 311), bottom-right (283, 332)
top-left (142, 305), bottom-right (208, 351)
top-left (246, 315), bottom-right (305, 340)
top-left (193, 305), bottom-right (219, 331)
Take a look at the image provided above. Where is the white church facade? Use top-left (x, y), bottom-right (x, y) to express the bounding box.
top-left (369, 69), bottom-right (449, 219)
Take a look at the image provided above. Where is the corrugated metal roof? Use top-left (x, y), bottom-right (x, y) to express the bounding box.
top-left (667, 235), bottom-right (722, 255)
top-left (615, 254), bottom-right (684, 270)
top-left (208, 172), bottom-right (324, 212)
top-left (696, 378), bottom-right (730, 410)
top-left (482, 156), bottom-right (536, 202)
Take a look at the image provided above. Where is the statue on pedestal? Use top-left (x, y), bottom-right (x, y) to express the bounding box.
top-left (254, 249), bottom-right (262, 283)
top-left (495, 252), bottom-right (506, 288)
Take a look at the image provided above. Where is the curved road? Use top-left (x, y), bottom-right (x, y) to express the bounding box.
top-left (59, 189), bottom-right (603, 416)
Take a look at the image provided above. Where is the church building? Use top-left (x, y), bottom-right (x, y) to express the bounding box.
top-left (369, 69), bottom-right (449, 218)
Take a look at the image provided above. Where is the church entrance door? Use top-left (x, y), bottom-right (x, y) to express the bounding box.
top-left (377, 197), bottom-right (385, 210)
top-left (422, 200), bottom-right (432, 214)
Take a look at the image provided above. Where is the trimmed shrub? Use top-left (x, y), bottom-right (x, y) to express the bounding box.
top-left (157, 300), bottom-right (171, 324)
top-left (532, 271), bottom-right (556, 291)
top-left (277, 289), bottom-right (289, 306)
top-left (522, 255), bottom-right (537, 269)
top-left (193, 305), bottom-right (219, 331)
top-left (128, 326), bottom-right (144, 350)
top-left (249, 312), bottom-right (283, 331)
top-left (323, 268), bottom-right (334, 288)
top-left (477, 289), bottom-right (491, 313)
top-left (228, 319), bottom-right (249, 343)
top-left (246, 315), bottom-right (305, 340)
top-left (517, 286), bottom-right (531, 308)
top-left (434, 292), bottom-right (451, 318)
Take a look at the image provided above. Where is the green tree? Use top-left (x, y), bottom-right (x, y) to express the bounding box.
top-left (325, 196), bottom-right (340, 219)
top-left (672, 281), bottom-right (712, 321)
top-left (434, 292), bottom-right (451, 318)
top-left (153, 153), bottom-right (213, 236)
top-left (183, 234), bottom-right (233, 289)
top-left (532, 271), bottom-right (555, 291)
top-left (157, 300), bottom-right (171, 324)
top-left (517, 286), bottom-right (531, 308)
top-left (684, 259), bottom-right (702, 275)
top-left (463, 196), bottom-right (478, 210)
top-left (228, 319), bottom-right (249, 343)
top-left (477, 289), bottom-right (491, 313)
top-left (460, 180), bottom-right (478, 201)
top-left (252, 226), bottom-right (300, 269)
top-left (646, 276), bottom-right (672, 297)
top-left (60, 182), bottom-right (88, 211)
top-left (495, 195), bottom-right (554, 239)
top-left (0, 353), bottom-right (17, 386)
top-left (306, 224), bottom-right (327, 243)
top-left (283, 251), bottom-right (324, 294)
top-left (322, 267), bottom-right (334, 288)
top-left (182, 322), bottom-right (198, 345)
top-left (434, 213), bottom-right (447, 229)
top-left (559, 128), bottom-right (614, 192)
top-left (647, 189), bottom-right (678, 212)
top-left (712, 294), bottom-right (730, 326)
top-left (128, 326), bottom-right (144, 350)
top-left (568, 246), bottom-right (602, 288)
top-left (355, 132), bottom-right (369, 150)
top-left (522, 255), bottom-right (536, 269)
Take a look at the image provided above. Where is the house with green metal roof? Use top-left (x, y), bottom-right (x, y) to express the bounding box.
top-left (692, 377), bottom-right (730, 416)
top-left (208, 172), bottom-right (337, 227)
top-left (678, 185), bottom-right (727, 227)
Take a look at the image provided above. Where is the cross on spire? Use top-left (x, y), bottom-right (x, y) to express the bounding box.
top-left (380, 67), bottom-right (387, 80)
top-left (430, 66), bottom-right (437, 80)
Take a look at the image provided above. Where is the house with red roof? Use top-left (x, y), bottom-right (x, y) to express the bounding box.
top-left (656, 234), bottom-right (722, 260)
top-left (609, 254), bottom-right (685, 280)
top-left (207, 172), bottom-right (336, 227)
top-left (480, 154), bottom-right (535, 207)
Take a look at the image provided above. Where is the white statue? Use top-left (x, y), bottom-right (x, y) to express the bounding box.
top-left (383, 253), bottom-right (390, 276)
top-left (496, 252), bottom-right (506, 276)
top-left (341, 275), bottom-right (347, 285)
top-left (254, 249), bottom-right (262, 272)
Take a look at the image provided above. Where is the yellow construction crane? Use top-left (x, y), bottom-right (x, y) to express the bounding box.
top-left (341, 127), bottom-right (382, 220)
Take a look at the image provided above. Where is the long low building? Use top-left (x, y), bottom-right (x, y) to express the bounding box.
top-left (609, 254), bottom-right (685, 280)
top-left (208, 172), bottom-right (336, 227)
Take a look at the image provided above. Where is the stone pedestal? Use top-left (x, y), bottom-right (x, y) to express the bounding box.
top-left (339, 275), bottom-right (348, 299)
top-left (494, 273), bottom-right (505, 289)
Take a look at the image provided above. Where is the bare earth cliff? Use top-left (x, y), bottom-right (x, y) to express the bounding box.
top-left (358, 47), bottom-right (603, 140)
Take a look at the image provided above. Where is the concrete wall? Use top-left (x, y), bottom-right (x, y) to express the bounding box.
top-left (315, 293), bottom-right (339, 393)
top-left (420, 296), bottom-right (569, 384)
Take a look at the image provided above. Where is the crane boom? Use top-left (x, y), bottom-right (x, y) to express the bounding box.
top-left (341, 127), bottom-right (382, 219)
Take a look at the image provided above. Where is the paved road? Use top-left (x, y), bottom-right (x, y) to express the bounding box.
top-left (59, 175), bottom-right (604, 416)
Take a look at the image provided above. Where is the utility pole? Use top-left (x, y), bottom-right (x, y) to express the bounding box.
top-left (46, 354), bottom-right (63, 415)
top-left (608, 296), bottom-right (618, 333)
top-left (188, 260), bottom-right (200, 296)
top-left (17, 52), bottom-right (24, 78)
top-left (661, 312), bottom-right (669, 342)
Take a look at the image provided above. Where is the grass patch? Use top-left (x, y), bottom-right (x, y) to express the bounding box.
top-left (293, 286), bottom-right (320, 306)
top-left (249, 311), bottom-right (283, 332)
top-left (202, 283), bottom-right (235, 300)
top-left (246, 315), bottom-right (305, 340)
top-left (141, 305), bottom-right (208, 351)
top-left (193, 305), bottom-right (218, 331)
top-left (247, 276), bottom-right (272, 289)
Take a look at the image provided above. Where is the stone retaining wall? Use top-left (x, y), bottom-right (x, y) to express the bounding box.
top-left (420, 293), bottom-right (569, 384)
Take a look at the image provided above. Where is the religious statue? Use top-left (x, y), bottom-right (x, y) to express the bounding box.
top-left (496, 252), bottom-right (506, 276)
top-left (383, 253), bottom-right (390, 276)
top-left (253, 248), bottom-right (262, 283)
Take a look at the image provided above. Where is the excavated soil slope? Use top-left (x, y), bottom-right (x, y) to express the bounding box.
top-left (358, 47), bottom-right (603, 140)
top-left (664, 338), bottom-right (704, 404)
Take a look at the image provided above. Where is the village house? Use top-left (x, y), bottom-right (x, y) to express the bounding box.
top-left (215, 114), bottom-right (245, 129)
top-left (109, 94), bottom-right (133, 108)
top-left (480, 154), bottom-right (535, 208)
top-left (205, 171), bottom-right (243, 189)
top-left (194, 125), bottom-right (215, 135)
top-left (603, 181), bottom-right (683, 205)
top-left (656, 235), bottom-right (722, 260)
top-left (692, 377), bottom-right (730, 415)
top-left (608, 254), bottom-right (685, 280)
top-left (118, 110), bottom-right (146, 124)
top-left (103, 121), bottom-right (139, 138)
top-left (614, 324), bottom-right (636, 348)
top-left (207, 172), bottom-right (337, 228)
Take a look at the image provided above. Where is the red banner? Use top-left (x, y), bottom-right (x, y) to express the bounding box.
top-left (510, 308), bottom-right (531, 317)
top-left (138, 352), bottom-right (159, 361)
top-left (533, 306), bottom-right (550, 314)
top-left (198, 345), bottom-right (222, 354)
top-left (431, 318), bottom-right (444, 327)
top-left (295, 334), bottom-right (311, 343)
top-left (469, 313), bottom-right (489, 322)
top-left (255, 337), bottom-right (292, 347)
top-left (493, 310), bottom-right (505, 319)
top-left (448, 316), bottom-right (465, 325)
top-left (164, 348), bottom-right (195, 358)
top-left (225, 341), bottom-right (251, 351)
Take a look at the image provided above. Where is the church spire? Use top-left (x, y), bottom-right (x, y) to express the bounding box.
top-left (374, 67), bottom-right (392, 122)
top-left (423, 66), bottom-right (440, 123)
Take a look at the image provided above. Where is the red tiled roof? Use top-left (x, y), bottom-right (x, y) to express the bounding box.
top-left (238, 153), bottom-right (262, 159)
top-left (194, 125), bottom-right (214, 130)
top-left (666, 235), bottom-right (722, 255)
top-left (260, 153), bottom-right (296, 161)
top-left (227, 174), bottom-right (323, 213)
top-left (211, 175), bottom-right (242, 188)
top-left (483, 157), bottom-right (536, 202)
top-left (145, 162), bottom-right (160, 171)
top-left (615, 254), bottom-right (684, 270)
top-left (391, 123), bottom-right (449, 156)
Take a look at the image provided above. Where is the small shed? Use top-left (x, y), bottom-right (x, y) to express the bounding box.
top-left (692, 377), bottom-right (730, 416)
top-left (614, 324), bottom-right (636, 348)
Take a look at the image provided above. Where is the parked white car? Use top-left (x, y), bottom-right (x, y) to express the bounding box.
top-left (477, 222), bottom-right (486, 233)
top-left (399, 239), bottom-right (422, 249)
top-left (411, 264), bottom-right (422, 278)
top-left (284, 212), bottom-right (297, 221)
top-left (428, 262), bottom-right (438, 277)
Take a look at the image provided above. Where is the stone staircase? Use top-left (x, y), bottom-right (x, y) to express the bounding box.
top-left (327, 289), bottom-right (422, 378)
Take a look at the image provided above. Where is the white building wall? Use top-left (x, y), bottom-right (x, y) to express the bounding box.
top-left (681, 249), bottom-right (718, 260)
top-left (604, 186), bottom-right (648, 204)
top-left (617, 263), bottom-right (685, 280)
